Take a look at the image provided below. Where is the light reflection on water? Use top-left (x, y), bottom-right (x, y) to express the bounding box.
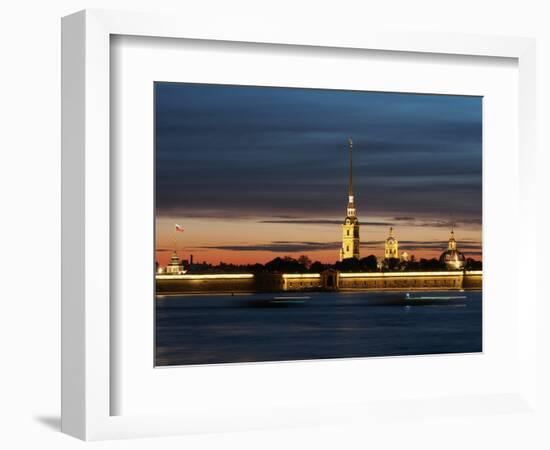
top-left (155, 290), bottom-right (482, 366)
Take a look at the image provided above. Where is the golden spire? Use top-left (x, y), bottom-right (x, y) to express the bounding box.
top-left (340, 138), bottom-right (360, 260)
top-left (348, 138), bottom-right (353, 198)
top-left (345, 138), bottom-right (357, 219)
top-left (448, 225), bottom-right (457, 250)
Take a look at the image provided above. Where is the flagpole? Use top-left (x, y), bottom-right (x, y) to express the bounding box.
top-left (174, 224), bottom-right (184, 257)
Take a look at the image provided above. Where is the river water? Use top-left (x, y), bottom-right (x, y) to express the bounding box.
top-left (155, 290), bottom-right (482, 366)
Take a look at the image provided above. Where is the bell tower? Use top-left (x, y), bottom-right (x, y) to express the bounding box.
top-left (384, 227), bottom-right (399, 259)
top-left (340, 138), bottom-right (360, 260)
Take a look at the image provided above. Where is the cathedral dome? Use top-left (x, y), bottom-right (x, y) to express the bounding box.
top-left (439, 249), bottom-right (465, 270)
top-left (439, 228), bottom-right (465, 270)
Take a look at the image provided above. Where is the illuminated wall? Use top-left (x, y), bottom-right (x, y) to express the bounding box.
top-left (155, 271), bottom-right (482, 294)
top-left (337, 271), bottom-right (482, 290)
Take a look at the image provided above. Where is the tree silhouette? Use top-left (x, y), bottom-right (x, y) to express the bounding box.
top-left (465, 258), bottom-right (482, 270)
top-left (334, 257), bottom-right (361, 272)
top-left (298, 255), bottom-right (312, 269)
top-left (310, 261), bottom-right (329, 273)
top-left (360, 255), bottom-right (378, 272)
top-left (265, 256), bottom-right (306, 273)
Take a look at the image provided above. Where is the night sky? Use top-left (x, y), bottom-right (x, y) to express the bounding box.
top-left (155, 82), bottom-right (482, 265)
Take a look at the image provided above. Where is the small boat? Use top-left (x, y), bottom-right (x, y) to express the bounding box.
top-left (397, 293), bottom-right (468, 306)
top-left (368, 293), bottom-right (468, 306)
top-left (404, 293), bottom-right (467, 302)
top-left (270, 296), bottom-right (310, 304)
top-left (244, 296), bottom-right (309, 308)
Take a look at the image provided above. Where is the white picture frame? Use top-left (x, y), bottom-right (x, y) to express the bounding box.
top-left (61, 9), bottom-right (537, 441)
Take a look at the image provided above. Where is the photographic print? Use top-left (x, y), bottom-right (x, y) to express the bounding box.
top-left (154, 83), bottom-right (482, 367)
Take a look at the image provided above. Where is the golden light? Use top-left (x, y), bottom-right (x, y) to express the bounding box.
top-left (282, 274), bottom-right (321, 279)
top-left (156, 274), bottom-right (254, 280)
top-left (339, 271), bottom-right (482, 278)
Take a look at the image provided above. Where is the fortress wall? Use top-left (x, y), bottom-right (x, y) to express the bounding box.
top-left (338, 272), bottom-right (462, 290)
top-left (155, 271), bottom-right (482, 294)
top-left (281, 274), bottom-right (322, 291)
top-left (156, 273), bottom-right (323, 294)
top-left (463, 272), bottom-right (482, 289)
top-left (337, 271), bottom-right (482, 291)
top-left (156, 274), bottom-right (256, 294)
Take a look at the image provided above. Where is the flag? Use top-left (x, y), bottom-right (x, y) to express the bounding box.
top-left (175, 224), bottom-right (184, 232)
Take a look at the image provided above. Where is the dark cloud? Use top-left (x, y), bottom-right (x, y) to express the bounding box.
top-left (260, 217), bottom-right (481, 229)
top-left (260, 219), bottom-right (394, 226)
top-left (199, 239), bottom-right (481, 253)
top-left (393, 216), bottom-right (415, 221)
top-left (155, 83), bottom-right (482, 223)
top-left (399, 219), bottom-right (482, 228)
top-left (396, 240), bottom-right (482, 250)
top-left (200, 241), bottom-right (341, 253)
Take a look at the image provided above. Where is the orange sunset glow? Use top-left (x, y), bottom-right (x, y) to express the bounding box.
top-left (154, 83), bottom-right (482, 269)
top-left (155, 216), bottom-right (482, 266)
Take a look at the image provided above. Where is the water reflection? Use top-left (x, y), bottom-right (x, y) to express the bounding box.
top-left (155, 290), bottom-right (482, 366)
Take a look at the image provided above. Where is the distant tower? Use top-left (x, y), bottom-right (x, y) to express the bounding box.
top-left (166, 250), bottom-right (183, 274)
top-left (384, 227), bottom-right (399, 259)
top-left (340, 138), bottom-right (360, 260)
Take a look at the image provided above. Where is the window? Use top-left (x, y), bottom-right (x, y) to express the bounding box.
top-left (347, 230), bottom-right (350, 236)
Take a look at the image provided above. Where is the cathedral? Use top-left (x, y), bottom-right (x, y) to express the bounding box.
top-left (338, 139), bottom-right (467, 270)
top-left (340, 139), bottom-right (360, 260)
top-left (384, 227), bottom-right (398, 259)
top-left (439, 227), bottom-right (466, 270)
